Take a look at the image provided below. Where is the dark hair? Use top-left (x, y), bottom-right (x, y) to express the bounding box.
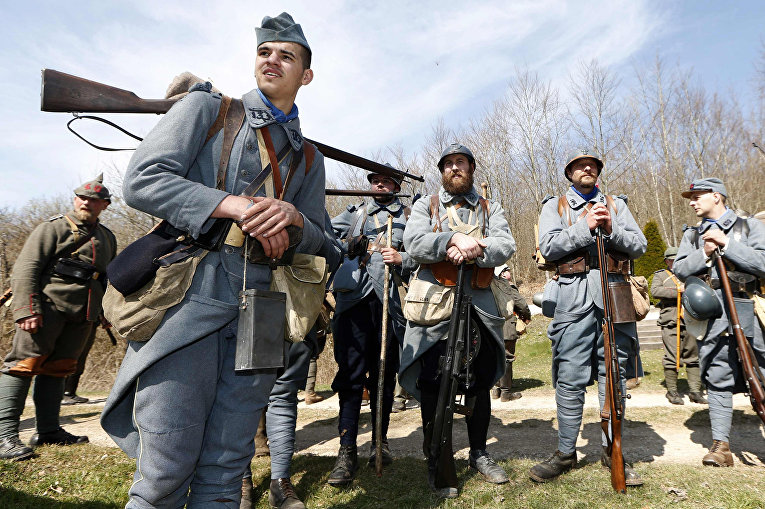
top-left (299, 46), bottom-right (312, 70)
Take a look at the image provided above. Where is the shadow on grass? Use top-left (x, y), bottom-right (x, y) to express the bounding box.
top-left (685, 408), bottom-right (765, 466)
top-left (580, 418), bottom-right (667, 465)
top-left (509, 377), bottom-right (545, 391)
top-left (0, 488), bottom-right (120, 509)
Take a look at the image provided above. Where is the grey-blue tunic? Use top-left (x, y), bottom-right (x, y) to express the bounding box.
top-left (331, 199), bottom-right (416, 339)
top-left (399, 187), bottom-right (516, 400)
top-left (672, 208), bottom-right (765, 392)
top-left (100, 86), bottom-right (326, 457)
top-left (538, 188), bottom-right (646, 387)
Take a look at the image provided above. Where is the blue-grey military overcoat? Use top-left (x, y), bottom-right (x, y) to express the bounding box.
top-left (398, 187), bottom-right (516, 400)
top-left (331, 198), bottom-right (416, 340)
top-left (100, 86), bottom-right (326, 457)
top-left (538, 187), bottom-right (647, 386)
top-left (672, 208), bottom-right (765, 392)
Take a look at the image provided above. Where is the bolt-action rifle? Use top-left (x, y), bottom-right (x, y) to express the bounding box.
top-left (595, 227), bottom-right (627, 493)
top-left (430, 263), bottom-right (472, 490)
top-left (714, 250), bottom-right (765, 425)
top-left (40, 69), bottom-right (424, 184)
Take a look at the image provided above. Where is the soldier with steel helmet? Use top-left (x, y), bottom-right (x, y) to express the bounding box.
top-left (673, 177), bottom-right (765, 467)
top-left (529, 149), bottom-right (646, 485)
top-left (0, 175), bottom-right (116, 461)
top-left (327, 164), bottom-right (415, 486)
top-left (399, 143), bottom-right (516, 498)
top-left (650, 246), bottom-right (706, 405)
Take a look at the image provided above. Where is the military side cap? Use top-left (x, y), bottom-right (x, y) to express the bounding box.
top-left (681, 177), bottom-right (727, 198)
top-left (663, 246), bottom-right (678, 259)
top-left (564, 149), bottom-right (603, 181)
top-left (256, 12), bottom-right (311, 54)
top-left (366, 163), bottom-right (403, 188)
top-left (437, 143), bottom-right (475, 170)
top-left (74, 173), bottom-right (110, 201)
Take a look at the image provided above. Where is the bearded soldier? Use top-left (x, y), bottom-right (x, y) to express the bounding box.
top-left (529, 150), bottom-right (646, 486)
top-left (327, 168), bottom-right (415, 486)
top-left (650, 246), bottom-right (706, 405)
top-left (673, 178), bottom-right (765, 467)
top-left (399, 143), bottom-right (515, 498)
top-left (0, 176), bottom-right (116, 460)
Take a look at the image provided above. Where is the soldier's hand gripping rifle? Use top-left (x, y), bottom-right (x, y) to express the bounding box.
top-left (429, 263), bottom-right (472, 490)
top-left (714, 249), bottom-right (765, 425)
top-left (40, 69), bottom-right (424, 184)
top-left (595, 227), bottom-right (627, 493)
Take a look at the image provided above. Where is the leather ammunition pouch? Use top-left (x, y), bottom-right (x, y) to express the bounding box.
top-left (709, 271), bottom-right (760, 294)
top-left (555, 251), bottom-right (631, 276)
top-left (244, 225), bottom-right (303, 266)
top-left (53, 258), bottom-right (98, 282)
top-left (346, 235), bottom-right (369, 260)
top-left (427, 261), bottom-right (494, 289)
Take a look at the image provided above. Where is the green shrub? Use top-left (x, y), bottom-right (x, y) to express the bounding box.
top-left (635, 219), bottom-right (666, 280)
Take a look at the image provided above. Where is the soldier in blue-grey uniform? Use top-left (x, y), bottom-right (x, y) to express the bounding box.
top-left (100, 13), bottom-right (327, 508)
top-left (529, 150), bottom-right (646, 486)
top-left (326, 168), bottom-right (416, 487)
top-left (673, 177), bottom-right (765, 467)
top-left (399, 143), bottom-right (516, 498)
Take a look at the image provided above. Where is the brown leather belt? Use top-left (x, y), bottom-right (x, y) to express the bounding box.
top-left (555, 251), bottom-right (630, 276)
top-left (708, 277), bottom-right (759, 294)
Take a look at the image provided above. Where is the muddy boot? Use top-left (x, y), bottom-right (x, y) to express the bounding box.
top-left (240, 473), bottom-right (254, 509)
top-left (702, 440), bottom-right (733, 467)
top-left (664, 369), bottom-right (684, 405)
top-left (686, 367), bottom-right (707, 404)
top-left (600, 446), bottom-right (644, 486)
top-left (625, 378), bottom-right (640, 390)
top-left (327, 444), bottom-right (358, 487)
top-left (367, 439), bottom-right (393, 467)
top-left (529, 450), bottom-right (577, 482)
top-left (254, 412), bottom-right (270, 457)
top-left (469, 449), bottom-right (508, 484)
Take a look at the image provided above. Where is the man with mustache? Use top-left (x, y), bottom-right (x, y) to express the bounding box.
top-left (529, 150), bottom-right (646, 486)
top-left (101, 12), bottom-right (327, 507)
top-left (0, 175), bottom-right (116, 461)
top-left (672, 178), bottom-right (765, 466)
top-left (399, 144), bottom-right (516, 498)
top-left (327, 168), bottom-right (415, 487)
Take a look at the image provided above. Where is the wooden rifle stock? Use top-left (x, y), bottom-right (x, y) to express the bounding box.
top-left (714, 252), bottom-right (765, 425)
top-left (0, 288), bottom-right (12, 307)
top-left (40, 69), bottom-right (424, 183)
top-left (430, 263), bottom-right (470, 490)
top-left (596, 229), bottom-right (627, 493)
top-left (326, 190), bottom-right (410, 198)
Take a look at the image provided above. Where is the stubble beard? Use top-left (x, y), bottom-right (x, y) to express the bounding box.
top-left (442, 172), bottom-right (474, 196)
top-left (75, 208), bottom-right (97, 224)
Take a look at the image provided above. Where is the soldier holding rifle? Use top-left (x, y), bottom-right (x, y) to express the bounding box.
top-left (529, 150), bottom-right (646, 486)
top-left (100, 13), bottom-right (328, 507)
top-left (650, 247), bottom-right (706, 405)
top-left (673, 178), bottom-right (765, 467)
top-left (399, 144), bottom-right (515, 498)
top-left (0, 176), bottom-right (116, 461)
top-left (327, 168), bottom-right (415, 486)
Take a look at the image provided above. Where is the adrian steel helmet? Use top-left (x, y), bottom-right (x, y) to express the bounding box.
top-left (437, 143), bottom-right (475, 171)
top-left (564, 149), bottom-right (603, 182)
top-left (366, 163), bottom-right (403, 190)
top-left (682, 276), bottom-right (723, 320)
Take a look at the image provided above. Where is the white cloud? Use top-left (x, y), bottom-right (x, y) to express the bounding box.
top-left (0, 0), bottom-right (666, 207)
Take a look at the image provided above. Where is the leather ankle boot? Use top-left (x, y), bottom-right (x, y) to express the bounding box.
top-left (268, 478), bottom-right (305, 509)
top-left (327, 444), bottom-right (358, 487)
top-left (702, 440), bottom-right (733, 467)
top-left (529, 450), bottom-right (577, 482)
top-left (240, 475), bottom-right (253, 509)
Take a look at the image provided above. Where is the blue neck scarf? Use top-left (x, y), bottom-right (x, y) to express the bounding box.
top-left (256, 89), bottom-right (299, 123)
top-left (703, 207), bottom-right (731, 224)
top-left (571, 185), bottom-right (599, 202)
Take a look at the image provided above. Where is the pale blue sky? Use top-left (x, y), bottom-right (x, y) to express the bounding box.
top-left (1, 0), bottom-right (763, 207)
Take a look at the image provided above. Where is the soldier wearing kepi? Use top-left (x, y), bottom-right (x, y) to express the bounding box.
top-left (0, 175), bottom-right (116, 461)
top-left (491, 266), bottom-right (531, 402)
top-left (650, 246), bottom-right (706, 405)
top-left (327, 167), bottom-right (416, 486)
top-left (399, 144), bottom-right (516, 498)
top-left (673, 177), bottom-right (765, 467)
top-left (101, 13), bottom-right (327, 507)
top-left (529, 150), bottom-right (646, 486)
